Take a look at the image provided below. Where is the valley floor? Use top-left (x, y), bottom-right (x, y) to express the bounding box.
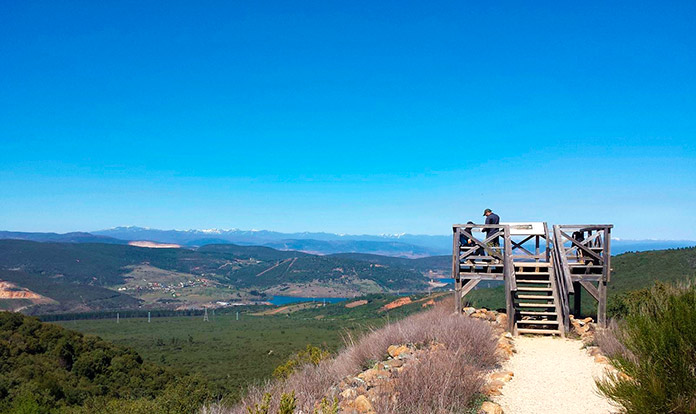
top-left (494, 336), bottom-right (617, 414)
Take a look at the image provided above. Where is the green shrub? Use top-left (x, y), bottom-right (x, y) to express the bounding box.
top-left (246, 393), bottom-right (271, 414)
top-left (608, 283), bottom-right (663, 318)
top-left (277, 392), bottom-right (296, 414)
top-left (272, 345), bottom-right (330, 379)
top-left (597, 281), bottom-right (696, 413)
top-left (313, 397), bottom-right (338, 414)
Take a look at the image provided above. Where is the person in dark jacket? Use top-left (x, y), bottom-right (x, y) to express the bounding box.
top-left (483, 208), bottom-right (500, 247)
top-left (461, 221), bottom-right (476, 247)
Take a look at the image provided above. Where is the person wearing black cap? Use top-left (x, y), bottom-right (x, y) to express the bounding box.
top-left (483, 208), bottom-right (500, 247)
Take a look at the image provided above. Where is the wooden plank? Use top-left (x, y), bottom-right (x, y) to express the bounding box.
top-left (573, 281), bottom-right (582, 316)
top-left (598, 280), bottom-right (608, 327)
top-left (503, 225), bottom-right (516, 333)
top-left (518, 311), bottom-right (557, 316)
top-left (517, 320), bottom-right (559, 325)
top-left (605, 226), bottom-right (612, 283)
top-left (516, 328), bottom-right (562, 335)
top-left (556, 225), bottom-right (614, 230)
top-left (560, 230), bottom-right (603, 262)
top-left (516, 287), bottom-right (553, 292)
top-left (452, 227), bottom-right (460, 313)
top-left (460, 279), bottom-right (480, 297)
top-left (517, 295), bottom-right (554, 300)
top-left (580, 281), bottom-right (599, 301)
top-left (457, 274), bottom-right (504, 280)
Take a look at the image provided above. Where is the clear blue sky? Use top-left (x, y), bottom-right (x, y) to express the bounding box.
top-left (1, 1), bottom-right (695, 239)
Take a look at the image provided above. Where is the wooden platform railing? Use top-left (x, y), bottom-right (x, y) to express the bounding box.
top-left (550, 246), bottom-right (572, 332)
top-left (453, 223), bottom-right (514, 331)
top-left (552, 224), bottom-right (613, 327)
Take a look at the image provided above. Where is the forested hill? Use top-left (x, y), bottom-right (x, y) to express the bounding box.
top-left (607, 246), bottom-right (696, 295)
top-left (0, 311), bottom-right (211, 413)
top-left (0, 240), bottom-right (439, 314)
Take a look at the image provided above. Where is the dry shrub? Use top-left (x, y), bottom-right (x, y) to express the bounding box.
top-left (373, 348), bottom-right (486, 414)
top-left (210, 301), bottom-right (498, 414)
top-left (595, 320), bottom-right (636, 364)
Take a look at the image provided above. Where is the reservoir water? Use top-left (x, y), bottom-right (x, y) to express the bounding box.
top-left (269, 296), bottom-right (348, 306)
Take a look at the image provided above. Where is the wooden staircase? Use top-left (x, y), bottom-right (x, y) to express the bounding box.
top-left (513, 262), bottom-right (564, 336)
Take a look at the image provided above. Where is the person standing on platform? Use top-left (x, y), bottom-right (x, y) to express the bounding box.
top-left (483, 208), bottom-right (500, 248)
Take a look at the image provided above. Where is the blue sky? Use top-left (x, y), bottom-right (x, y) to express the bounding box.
top-left (1, 1), bottom-right (695, 238)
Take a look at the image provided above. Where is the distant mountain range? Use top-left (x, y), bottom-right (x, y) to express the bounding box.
top-left (92, 227), bottom-right (448, 257)
top-left (1, 227), bottom-right (695, 257)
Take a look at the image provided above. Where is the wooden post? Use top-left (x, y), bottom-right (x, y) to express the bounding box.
top-left (503, 226), bottom-right (515, 333)
top-left (598, 280), bottom-right (607, 327)
top-left (452, 227), bottom-right (461, 313)
top-left (573, 281), bottom-right (581, 317)
top-left (598, 226), bottom-right (611, 327)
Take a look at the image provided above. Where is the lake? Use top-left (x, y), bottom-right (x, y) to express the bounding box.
top-left (269, 296), bottom-right (348, 306)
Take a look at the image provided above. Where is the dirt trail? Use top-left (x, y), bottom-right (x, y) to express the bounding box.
top-left (494, 336), bottom-right (617, 414)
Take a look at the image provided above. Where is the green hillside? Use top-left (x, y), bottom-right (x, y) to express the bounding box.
top-left (0, 240), bottom-right (437, 314)
top-left (0, 269), bottom-right (140, 312)
top-left (0, 311), bottom-right (210, 413)
top-left (607, 246), bottom-right (696, 294)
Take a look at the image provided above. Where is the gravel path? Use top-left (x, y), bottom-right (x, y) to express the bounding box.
top-left (494, 336), bottom-right (617, 414)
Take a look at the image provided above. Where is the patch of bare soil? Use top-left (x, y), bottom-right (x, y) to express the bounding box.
top-left (380, 297), bottom-right (412, 311)
top-left (128, 241), bottom-right (181, 248)
top-left (345, 299), bottom-right (368, 308)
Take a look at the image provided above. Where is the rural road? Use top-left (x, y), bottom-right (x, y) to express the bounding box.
top-left (494, 336), bottom-right (617, 414)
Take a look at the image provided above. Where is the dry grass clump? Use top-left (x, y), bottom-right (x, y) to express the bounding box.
top-left (208, 301), bottom-right (498, 414)
top-left (373, 348), bottom-right (486, 414)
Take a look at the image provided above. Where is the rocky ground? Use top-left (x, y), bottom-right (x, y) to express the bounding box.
top-left (334, 307), bottom-right (515, 414)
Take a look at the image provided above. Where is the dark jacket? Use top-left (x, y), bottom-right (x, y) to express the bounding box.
top-left (484, 213), bottom-right (500, 237)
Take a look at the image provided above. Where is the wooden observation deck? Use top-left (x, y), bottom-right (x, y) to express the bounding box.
top-left (452, 222), bottom-right (613, 335)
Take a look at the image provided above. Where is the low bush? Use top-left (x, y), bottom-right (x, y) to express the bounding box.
top-left (273, 345), bottom-right (330, 380)
top-left (596, 281), bottom-right (696, 414)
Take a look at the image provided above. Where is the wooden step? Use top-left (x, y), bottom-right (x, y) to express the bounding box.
top-left (517, 302), bottom-right (557, 308)
top-left (516, 287), bottom-right (553, 292)
top-left (514, 262), bottom-right (551, 267)
top-left (516, 327), bottom-right (562, 335)
top-left (514, 272), bottom-right (550, 276)
top-left (516, 294), bottom-right (554, 300)
top-left (518, 311), bottom-right (557, 316)
top-left (516, 279), bottom-right (551, 284)
top-left (517, 319), bottom-right (559, 325)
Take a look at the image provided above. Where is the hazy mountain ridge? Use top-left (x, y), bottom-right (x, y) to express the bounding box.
top-left (93, 227), bottom-right (696, 255)
top-left (0, 231), bottom-right (126, 244)
top-left (1, 228), bottom-right (694, 257)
